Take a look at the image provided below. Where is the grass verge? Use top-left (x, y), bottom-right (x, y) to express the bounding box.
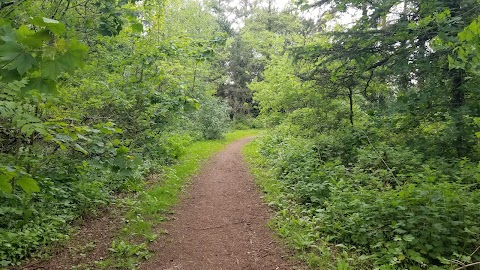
top-left (243, 138), bottom-right (356, 270)
top-left (94, 129), bottom-right (261, 269)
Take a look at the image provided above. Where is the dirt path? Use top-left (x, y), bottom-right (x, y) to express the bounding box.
top-left (140, 137), bottom-right (300, 270)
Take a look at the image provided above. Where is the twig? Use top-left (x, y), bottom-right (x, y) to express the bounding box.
top-left (358, 130), bottom-right (396, 179)
top-left (363, 69), bottom-right (374, 98)
top-left (20, 260), bottom-right (42, 270)
top-left (455, 261), bottom-right (480, 270)
top-left (469, 246), bottom-right (480, 257)
top-left (446, 258), bottom-right (465, 266)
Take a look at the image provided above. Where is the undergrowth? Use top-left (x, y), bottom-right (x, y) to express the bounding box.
top-left (244, 139), bottom-right (359, 269)
top-left (244, 135), bottom-right (480, 270)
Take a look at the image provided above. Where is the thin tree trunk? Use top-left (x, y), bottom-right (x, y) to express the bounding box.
top-left (348, 86), bottom-right (354, 127)
top-left (451, 68), bottom-right (466, 157)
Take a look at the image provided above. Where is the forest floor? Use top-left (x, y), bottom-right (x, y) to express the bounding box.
top-left (19, 136), bottom-right (301, 270)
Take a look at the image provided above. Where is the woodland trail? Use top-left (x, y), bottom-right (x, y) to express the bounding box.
top-left (140, 137), bottom-right (299, 270)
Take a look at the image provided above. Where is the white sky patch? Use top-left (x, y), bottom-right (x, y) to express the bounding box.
top-left (225, 0), bottom-right (292, 29)
top-left (222, 0), bottom-right (364, 31)
top-left (272, 0), bottom-right (291, 10)
top-left (325, 7), bottom-right (362, 30)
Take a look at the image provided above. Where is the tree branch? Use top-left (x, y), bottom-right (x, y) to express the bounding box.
top-left (363, 69), bottom-right (374, 98)
top-left (455, 261), bottom-right (480, 270)
top-left (0, 1), bottom-right (15, 11)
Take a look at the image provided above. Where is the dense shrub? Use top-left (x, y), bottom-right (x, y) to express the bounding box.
top-left (232, 115), bottom-right (264, 130)
top-left (142, 131), bottom-right (193, 163)
top-left (318, 182), bottom-right (480, 268)
top-left (0, 148), bottom-right (144, 265)
top-left (256, 128), bottom-right (480, 269)
top-left (193, 97), bottom-right (231, 140)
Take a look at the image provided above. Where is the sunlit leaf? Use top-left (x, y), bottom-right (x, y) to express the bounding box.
top-left (131, 22), bottom-right (143, 33)
top-left (29, 17), bottom-right (65, 35)
top-left (74, 143), bottom-right (89, 154)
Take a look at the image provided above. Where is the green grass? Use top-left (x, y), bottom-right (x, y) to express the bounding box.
top-left (95, 129), bottom-right (262, 269)
top-left (243, 138), bottom-right (355, 270)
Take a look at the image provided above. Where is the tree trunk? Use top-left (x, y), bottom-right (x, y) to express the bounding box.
top-left (348, 86), bottom-right (354, 127)
top-left (448, 0), bottom-right (468, 158)
top-left (451, 68), bottom-right (467, 157)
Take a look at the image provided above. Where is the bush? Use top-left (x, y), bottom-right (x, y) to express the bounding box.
top-left (355, 143), bottom-right (424, 175)
top-left (193, 97), bottom-right (230, 140)
top-left (259, 134), bottom-right (342, 207)
top-left (254, 127), bottom-right (480, 269)
top-left (232, 115), bottom-right (263, 130)
top-left (142, 131), bottom-right (193, 163)
top-left (0, 142), bottom-right (144, 265)
top-left (317, 182), bottom-right (480, 268)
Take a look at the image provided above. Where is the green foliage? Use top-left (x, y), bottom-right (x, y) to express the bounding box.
top-left (248, 131), bottom-right (480, 269)
top-left (0, 18), bottom-right (88, 93)
top-left (0, 166), bottom-right (38, 194)
top-left (447, 15), bottom-right (480, 74)
top-left (106, 241), bottom-right (150, 268)
top-left (193, 97), bottom-right (231, 140)
top-left (232, 115), bottom-right (264, 130)
top-left (0, 0), bottom-right (235, 266)
top-left (319, 183), bottom-right (480, 268)
top-left (215, 7), bottom-right (306, 119)
top-left (244, 139), bottom-right (359, 269)
top-left (142, 131), bottom-right (193, 163)
top-left (241, 1), bottom-right (479, 268)
top-left (1, 0), bottom-right (478, 268)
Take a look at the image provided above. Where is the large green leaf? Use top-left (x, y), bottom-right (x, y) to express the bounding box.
top-left (131, 22), bottom-right (143, 33)
top-left (16, 175), bottom-right (40, 194)
top-left (20, 123), bottom-right (48, 137)
top-left (0, 174), bottom-right (14, 193)
top-left (16, 25), bottom-right (50, 48)
top-left (57, 39), bottom-right (88, 72)
top-left (41, 60), bottom-right (64, 80)
top-left (0, 41), bottom-right (36, 74)
top-left (0, 20), bottom-right (15, 38)
top-left (74, 143), bottom-right (89, 155)
top-left (0, 68), bottom-right (21, 82)
top-left (10, 51), bottom-right (35, 75)
top-left (0, 41), bottom-right (23, 61)
top-left (23, 77), bottom-right (57, 94)
top-left (29, 17), bottom-right (65, 35)
top-left (41, 39), bottom-right (87, 78)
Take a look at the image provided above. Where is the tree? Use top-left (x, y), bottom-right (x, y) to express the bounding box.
top-left (216, 5), bottom-right (306, 119)
top-left (294, 0), bottom-right (480, 158)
